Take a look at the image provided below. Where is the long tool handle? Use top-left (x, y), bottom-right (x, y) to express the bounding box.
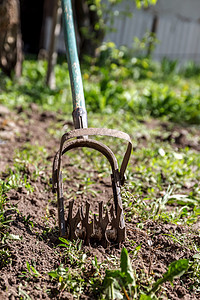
top-left (62, 0), bottom-right (88, 129)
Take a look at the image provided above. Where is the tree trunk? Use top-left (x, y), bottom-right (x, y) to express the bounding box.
top-left (0, 0), bottom-right (23, 77)
top-left (74, 0), bottom-right (105, 60)
top-left (46, 0), bottom-right (62, 89)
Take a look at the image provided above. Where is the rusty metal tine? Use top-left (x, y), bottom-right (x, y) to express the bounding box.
top-left (66, 200), bottom-right (81, 241)
top-left (109, 203), bottom-right (126, 244)
top-left (120, 141), bottom-right (132, 184)
top-left (81, 201), bottom-right (94, 245)
top-left (110, 204), bottom-right (114, 220)
top-left (93, 202), bottom-right (110, 247)
top-left (57, 171), bottom-right (66, 237)
top-left (99, 201), bottom-right (103, 220)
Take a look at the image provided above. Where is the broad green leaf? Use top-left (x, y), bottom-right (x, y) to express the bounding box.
top-left (48, 264), bottom-right (67, 279)
top-left (140, 294), bottom-right (152, 300)
top-left (166, 259), bottom-right (189, 282)
top-left (103, 277), bottom-right (123, 300)
top-left (48, 271), bottom-right (58, 279)
top-left (120, 247), bottom-right (135, 285)
top-left (105, 269), bottom-right (124, 279)
top-left (149, 259), bottom-right (189, 294)
top-left (168, 195), bottom-right (198, 207)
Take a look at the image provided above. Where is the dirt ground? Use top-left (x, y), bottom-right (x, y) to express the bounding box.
top-left (0, 104), bottom-right (199, 299)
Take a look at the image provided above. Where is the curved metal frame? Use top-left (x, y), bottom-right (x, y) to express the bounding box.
top-left (52, 128), bottom-right (132, 245)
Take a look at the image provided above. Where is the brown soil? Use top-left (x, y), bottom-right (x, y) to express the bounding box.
top-left (0, 105), bottom-right (199, 299)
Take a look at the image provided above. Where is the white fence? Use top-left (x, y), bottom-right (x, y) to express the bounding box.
top-left (104, 10), bottom-right (200, 64)
top-left (45, 1), bottom-right (200, 64)
top-left (154, 17), bottom-right (200, 63)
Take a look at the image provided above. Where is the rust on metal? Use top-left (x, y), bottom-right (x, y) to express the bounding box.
top-left (52, 127), bottom-right (132, 247)
top-left (66, 200), bottom-right (81, 241)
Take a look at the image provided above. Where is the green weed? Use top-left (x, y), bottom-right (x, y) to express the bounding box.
top-left (0, 57), bottom-right (200, 124)
top-left (48, 239), bottom-right (87, 296)
top-left (187, 254), bottom-right (200, 293)
top-left (102, 247), bottom-right (189, 299)
top-left (0, 192), bottom-right (9, 232)
top-left (18, 284), bottom-right (32, 300)
top-left (48, 238), bottom-right (103, 298)
top-left (19, 261), bottom-right (41, 281)
top-left (48, 264), bottom-right (86, 296)
top-left (14, 143), bottom-right (48, 181)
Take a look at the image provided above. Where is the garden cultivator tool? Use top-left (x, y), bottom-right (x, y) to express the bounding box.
top-left (52, 0), bottom-right (132, 247)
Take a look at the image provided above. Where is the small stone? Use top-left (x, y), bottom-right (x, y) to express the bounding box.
top-left (0, 105), bottom-right (10, 116)
top-left (0, 131), bottom-right (14, 141)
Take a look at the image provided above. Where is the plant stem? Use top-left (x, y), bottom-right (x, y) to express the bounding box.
top-left (122, 286), bottom-right (130, 300)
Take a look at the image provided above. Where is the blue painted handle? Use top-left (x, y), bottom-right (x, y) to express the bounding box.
top-left (61, 0), bottom-right (86, 111)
